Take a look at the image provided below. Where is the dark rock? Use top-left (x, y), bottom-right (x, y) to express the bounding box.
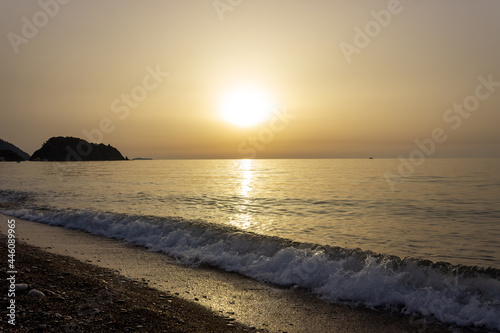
top-left (0, 149), bottom-right (24, 161)
top-left (15, 283), bottom-right (29, 292)
top-left (0, 138), bottom-right (30, 160)
top-left (28, 289), bottom-right (46, 297)
top-left (30, 136), bottom-right (126, 161)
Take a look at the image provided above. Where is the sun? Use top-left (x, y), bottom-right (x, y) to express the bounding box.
top-left (219, 86), bottom-right (275, 127)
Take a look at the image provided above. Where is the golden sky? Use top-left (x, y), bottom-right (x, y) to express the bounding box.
top-left (1, 0), bottom-right (499, 159)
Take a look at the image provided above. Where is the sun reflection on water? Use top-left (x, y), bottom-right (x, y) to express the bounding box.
top-left (230, 159), bottom-right (255, 229)
top-left (240, 159), bottom-right (253, 196)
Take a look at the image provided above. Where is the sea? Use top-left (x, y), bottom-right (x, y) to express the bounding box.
top-left (1, 158), bottom-right (499, 330)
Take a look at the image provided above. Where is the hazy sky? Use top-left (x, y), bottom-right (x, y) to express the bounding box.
top-left (1, 0), bottom-right (499, 159)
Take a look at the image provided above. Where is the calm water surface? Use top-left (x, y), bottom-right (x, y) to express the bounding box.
top-left (1, 158), bottom-right (499, 268)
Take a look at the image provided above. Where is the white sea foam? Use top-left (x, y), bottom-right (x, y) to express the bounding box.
top-left (3, 207), bottom-right (500, 330)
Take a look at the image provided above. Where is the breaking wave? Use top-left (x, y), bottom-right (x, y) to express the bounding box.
top-left (1, 203), bottom-right (499, 331)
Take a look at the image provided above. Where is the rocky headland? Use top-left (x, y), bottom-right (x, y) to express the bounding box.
top-left (30, 137), bottom-right (126, 161)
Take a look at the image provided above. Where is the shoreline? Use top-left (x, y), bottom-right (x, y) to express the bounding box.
top-left (0, 233), bottom-right (255, 332)
top-left (0, 214), bottom-right (472, 332)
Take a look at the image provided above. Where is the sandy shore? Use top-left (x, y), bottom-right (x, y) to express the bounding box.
top-left (0, 232), bottom-right (260, 333)
top-left (0, 214), bottom-right (461, 332)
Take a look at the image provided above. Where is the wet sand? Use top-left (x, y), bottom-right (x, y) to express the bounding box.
top-left (0, 233), bottom-right (255, 332)
top-left (1, 214), bottom-right (456, 332)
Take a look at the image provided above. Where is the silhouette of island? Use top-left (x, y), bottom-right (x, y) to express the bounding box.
top-left (0, 138), bottom-right (30, 161)
top-left (0, 150), bottom-right (24, 162)
top-left (30, 136), bottom-right (126, 161)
